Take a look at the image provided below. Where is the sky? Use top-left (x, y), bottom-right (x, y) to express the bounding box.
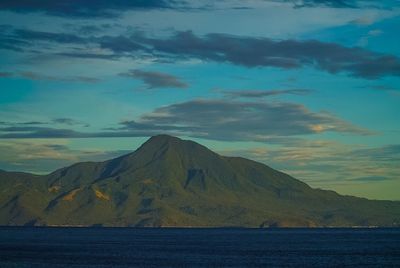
top-left (0, 0), bottom-right (399, 200)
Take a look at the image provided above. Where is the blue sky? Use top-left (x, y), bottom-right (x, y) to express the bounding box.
top-left (0, 0), bottom-right (399, 200)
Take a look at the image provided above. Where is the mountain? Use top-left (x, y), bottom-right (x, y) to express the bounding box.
top-left (0, 135), bottom-right (399, 227)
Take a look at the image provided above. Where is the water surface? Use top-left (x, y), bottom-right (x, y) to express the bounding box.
top-left (0, 227), bottom-right (399, 267)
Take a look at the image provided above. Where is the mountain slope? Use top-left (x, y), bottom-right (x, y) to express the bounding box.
top-left (0, 135), bottom-right (399, 227)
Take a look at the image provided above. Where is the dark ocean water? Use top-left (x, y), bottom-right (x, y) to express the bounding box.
top-left (0, 227), bottom-right (399, 267)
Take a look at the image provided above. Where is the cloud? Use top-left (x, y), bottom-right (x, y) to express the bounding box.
top-left (52, 118), bottom-right (90, 127)
top-left (0, 99), bottom-right (371, 141)
top-left (132, 99), bottom-right (371, 141)
top-left (0, 72), bottom-right (13, 77)
top-left (19, 71), bottom-right (100, 83)
top-left (0, 121), bottom-right (47, 126)
top-left (0, 0), bottom-right (179, 18)
top-left (98, 35), bottom-right (147, 53)
top-left (0, 118), bottom-right (89, 127)
top-left (120, 69), bottom-right (188, 89)
top-left (0, 127), bottom-right (88, 139)
top-left (3, 27), bottom-right (400, 79)
top-left (0, 27), bottom-right (135, 58)
top-left (67, 24), bottom-right (120, 35)
top-left (136, 31), bottom-right (400, 79)
top-left (370, 85), bottom-right (394, 91)
top-left (0, 117), bottom-right (94, 137)
top-left (221, 89), bottom-right (313, 98)
top-left (0, 140), bottom-right (130, 173)
top-left (357, 29), bottom-right (383, 47)
top-left (218, 141), bottom-right (400, 193)
top-left (0, 34), bottom-right (30, 52)
top-left (0, 0), bottom-right (383, 19)
top-left (350, 16), bottom-right (376, 25)
top-left (0, 71), bottom-right (100, 83)
top-left (289, 0), bottom-right (395, 9)
top-left (351, 176), bottom-right (392, 182)
top-left (0, 124), bottom-right (176, 139)
top-left (368, 85), bottom-right (399, 94)
top-left (292, 0), bottom-right (357, 8)
top-left (0, 125), bottom-right (183, 139)
top-left (13, 29), bottom-right (87, 44)
top-left (197, 0), bottom-right (362, 10)
top-left (351, 144), bottom-right (400, 161)
top-left (56, 52), bottom-right (117, 60)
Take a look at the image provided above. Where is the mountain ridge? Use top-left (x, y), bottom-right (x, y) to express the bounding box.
top-left (0, 134), bottom-right (399, 227)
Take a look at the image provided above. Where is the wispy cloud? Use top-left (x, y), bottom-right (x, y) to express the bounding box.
top-left (351, 144), bottom-right (400, 161)
top-left (221, 89), bottom-right (313, 98)
top-left (120, 69), bottom-right (188, 89)
top-left (351, 176), bottom-right (392, 182)
top-left (0, 140), bottom-right (130, 173)
top-left (218, 141), bottom-right (400, 193)
top-left (13, 28), bottom-right (87, 44)
top-left (0, 72), bottom-right (13, 77)
top-left (52, 118), bottom-right (90, 127)
top-left (292, 0), bottom-right (357, 8)
top-left (0, 118), bottom-right (90, 129)
top-left (0, 71), bottom-right (100, 83)
top-left (0, 0), bottom-right (179, 18)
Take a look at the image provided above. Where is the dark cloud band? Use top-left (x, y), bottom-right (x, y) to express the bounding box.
top-left (137, 31), bottom-right (400, 79)
top-left (0, 0), bottom-right (177, 18)
top-left (0, 0), bottom-right (378, 18)
top-left (3, 28), bottom-right (399, 79)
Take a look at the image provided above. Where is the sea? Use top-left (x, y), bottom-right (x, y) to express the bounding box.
top-left (0, 227), bottom-right (399, 267)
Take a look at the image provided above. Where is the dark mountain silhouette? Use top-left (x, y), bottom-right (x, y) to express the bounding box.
top-left (0, 135), bottom-right (399, 227)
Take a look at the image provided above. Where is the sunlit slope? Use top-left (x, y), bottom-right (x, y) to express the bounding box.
top-left (0, 135), bottom-right (399, 227)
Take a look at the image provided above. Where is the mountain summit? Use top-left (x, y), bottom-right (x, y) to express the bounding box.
top-left (0, 135), bottom-right (399, 227)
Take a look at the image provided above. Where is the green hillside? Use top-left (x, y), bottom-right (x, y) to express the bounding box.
top-left (1, 135), bottom-right (399, 227)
